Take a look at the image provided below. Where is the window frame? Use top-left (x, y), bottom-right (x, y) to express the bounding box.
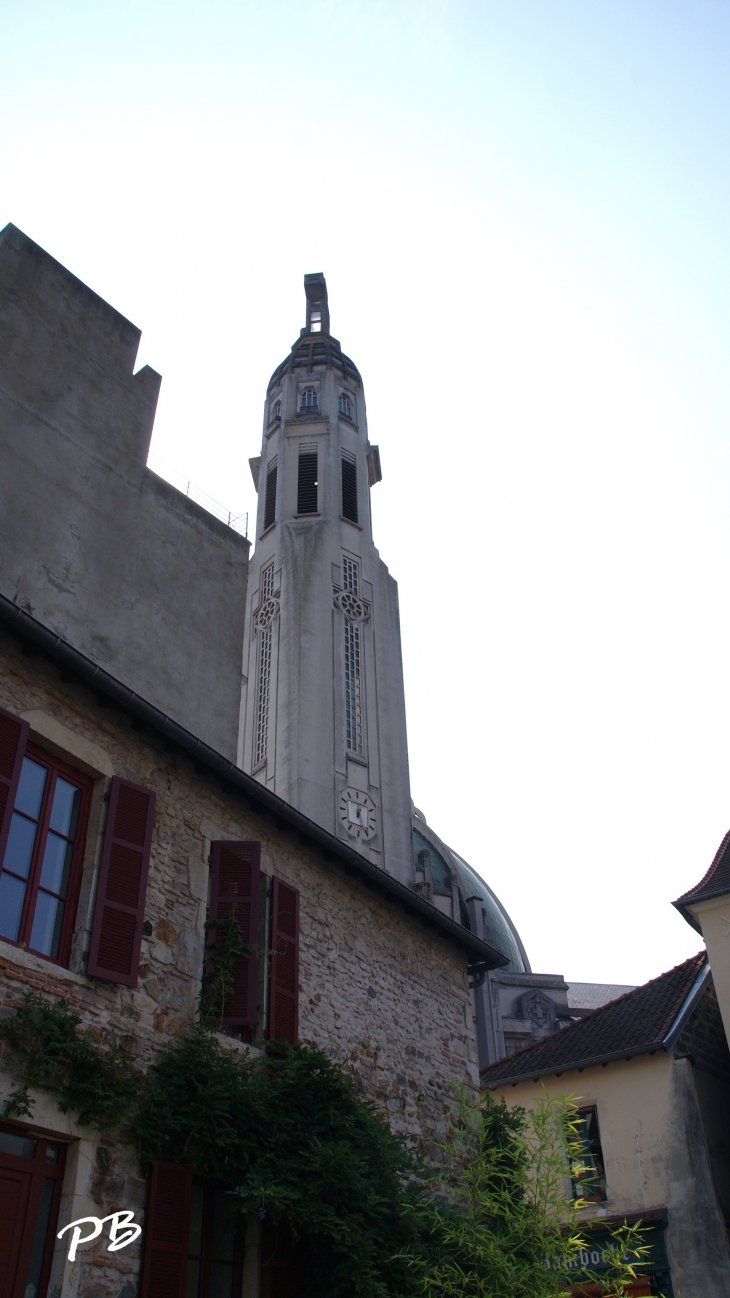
top-left (571, 1105), bottom-right (607, 1203)
top-left (300, 386), bottom-right (318, 412)
top-left (186, 1180), bottom-right (245, 1298)
top-left (0, 743), bottom-right (93, 968)
top-left (0, 1122), bottom-right (67, 1298)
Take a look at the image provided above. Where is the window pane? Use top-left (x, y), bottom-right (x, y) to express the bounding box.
top-left (0, 871), bottom-right (27, 940)
top-left (0, 1132), bottom-right (36, 1158)
top-left (209, 1262), bottom-right (234, 1298)
top-left (49, 778), bottom-right (81, 839)
top-left (23, 1176), bottom-right (55, 1298)
top-left (29, 891), bottom-right (65, 958)
top-left (3, 813), bottom-right (38, 879)
top-left (188, 1184), bottom-right (204, 1257)
top-left (44, 1144), bottom-right (60, 1164)
top-left (185, 1258), bottom-right (200, 1298)
top-left (14, 760), bottom-right (47, 820)
top-left (210, 1191), bottom-right (236, 1262)
top-left (39, 833), bottom-right (74, 896)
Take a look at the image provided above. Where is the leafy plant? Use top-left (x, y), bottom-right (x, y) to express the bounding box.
top-left (0, 993), bottom-right (138, 1129)
top-left (396, 1089), bottom-right (656, 1297)
top-left (199, 915), bottom-right (248, 1029)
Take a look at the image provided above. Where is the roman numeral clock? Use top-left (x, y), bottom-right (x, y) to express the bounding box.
top-left (339, 788), bottom-right (377, 842)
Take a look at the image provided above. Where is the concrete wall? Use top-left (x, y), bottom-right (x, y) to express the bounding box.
top-left (488, 1051), bottom-right (730, 1297)
top-left (0, 628), bottom-right (477, 1298)
top-left (0, 223), bottom-right (249, 761)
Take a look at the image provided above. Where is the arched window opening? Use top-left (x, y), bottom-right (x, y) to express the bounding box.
top-left (300, 387), bottom-right (318, 412)
top-left (272, 400), bottom-right (281, 421)
top-left (338, 392), bottom-right (352, 419)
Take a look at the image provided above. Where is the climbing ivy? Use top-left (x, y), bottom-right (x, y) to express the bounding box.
top-left (0, 993), bottom-right (138, 1129)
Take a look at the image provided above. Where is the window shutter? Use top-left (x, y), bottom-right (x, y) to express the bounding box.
top-left (88, 776), bottom-right (156, 986)
top-left (264, 461), bottom-right (277, 530)
top-left (139, 1162), bottom-right (193, 1298)
top-left (208, 841), bottom-right (261, 1026)
top-left (268, 877), bottom-right (300, 1044)
top-left (297, 450), bottom-right (318, 515)
top-left (341, 456), bottom-right (358, 523)
top-left (0, 707), bottom-right (29, 865)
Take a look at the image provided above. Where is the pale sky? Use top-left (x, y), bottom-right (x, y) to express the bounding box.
top-left (3, 0), bottom-right (730, 984)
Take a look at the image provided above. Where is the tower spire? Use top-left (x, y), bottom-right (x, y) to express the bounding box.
top-left (303, 272), bottom-right (330, 335)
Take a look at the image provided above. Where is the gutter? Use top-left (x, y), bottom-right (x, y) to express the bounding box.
top-left (662, 960), bottom-right (710, 1055)
top-left (0, 593), bottom-right (507, 972)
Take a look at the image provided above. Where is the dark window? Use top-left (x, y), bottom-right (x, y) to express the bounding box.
top-left (263, 461), bottom-right (277, 530)
top-left (207, 841), bottom-right (261, 1039)
top-left (338, 392), bottom-right (352, 419)
top-left (571, 1107), bottom-right (607, 1202)
top-left (341, 457), bottom-right (358, 523)
top-left (268, 877), bottom-right (300, 1044)
top-left (300, 387), bottom-right (318, 412)
top-left (186, 1183), bottom-right (243, 1298)
top-left (297, 451), bottom-right (318, 515)
top-left (0, 1125), bottom-right (66, 1298)
top-left (0, 746), bottom-right (91, 966)
top-left (272, 400), bottom-right (281, 421)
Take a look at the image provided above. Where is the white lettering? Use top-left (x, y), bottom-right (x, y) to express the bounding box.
top-left (57, 1211), bottom-right (141, 1261)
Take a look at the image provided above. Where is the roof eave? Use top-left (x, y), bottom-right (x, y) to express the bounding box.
top-left (480, 1039), bottom-right (668, 1088)
top-left (0, 594), bottom-right (507, 971)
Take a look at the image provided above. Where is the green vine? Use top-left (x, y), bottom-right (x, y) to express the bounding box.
top-left (199, 915), bottom-right (249, 1029)
top-left (0, 993), bottom-right (138, 1129)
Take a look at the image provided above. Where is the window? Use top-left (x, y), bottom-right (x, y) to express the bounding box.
top-left (309, 305), bottom-right (322, 333)
top-left (0, 747), bottom-right (91, 965)
top-left (254, 565), bottom-right (276, 767)
top-left (263, 460), bottom-right (277, 531)
top-left (297, 448), bottom-right (318, 514)
top-left (338, 391), bottom-right (352, 419)
top-left (186, 1182), bottom-right (243, 1298)
top-left (571, 1107), bottom-right (607, 1202)
top-left (341, 454), bottom-right (358, 523)
top-left (271, 399), bottom-right (281, 422)
top-left (300, 387), bottom-right (318, 412)
top-left (0, 1125), bottom-right (66, 1298)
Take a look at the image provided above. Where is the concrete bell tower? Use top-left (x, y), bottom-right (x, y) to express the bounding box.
top-left (238, 275), bottom-right (414, 883)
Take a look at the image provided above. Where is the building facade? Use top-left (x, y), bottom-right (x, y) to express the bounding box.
top-left (481, 954), bottom-right (730, 1297)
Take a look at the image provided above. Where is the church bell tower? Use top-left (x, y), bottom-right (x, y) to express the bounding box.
top-left (238, 275), bottom-right (414, 883)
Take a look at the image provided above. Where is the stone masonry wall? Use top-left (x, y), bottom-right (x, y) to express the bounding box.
top-left (0, 628), bottom-right (476, 1298)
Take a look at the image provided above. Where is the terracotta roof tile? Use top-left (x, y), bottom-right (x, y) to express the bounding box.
top-left (674, 830), bottom-right (730, 930)
top-left (481, 952), bottom-right (707, 1087)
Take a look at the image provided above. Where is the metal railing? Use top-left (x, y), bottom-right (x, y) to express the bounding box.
top-left (146, 452), bottom-right (248, 537)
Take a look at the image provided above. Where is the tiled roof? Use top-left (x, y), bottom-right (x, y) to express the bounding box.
top-left (674, 829), bottom-right (730, 931)
top-left (481, 953), bottom-right (707, 1087)
top-left (566, 982), bottom-right (635, 1011)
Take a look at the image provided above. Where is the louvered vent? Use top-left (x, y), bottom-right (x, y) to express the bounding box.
top-left (341, 456), bottom-right (358, 524)
top-left (264, 461), bottom-right (277, 530)
top-left (297, 451), bottom-right (318, 514)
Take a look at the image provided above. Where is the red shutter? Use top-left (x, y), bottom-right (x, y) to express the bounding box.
top-left (268, 877), bottom-right (300, 1044)
top-left (88, 776), bottom-right (156, 986)
top-left (0, 707), bottom-right (29, 866)
top-left (208, 841), bottom-right (261, 1026)
top-left (139, 1162), bottom-right (192, 1298)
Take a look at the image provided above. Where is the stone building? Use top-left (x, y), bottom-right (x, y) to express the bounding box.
top-left (0, 224), bottom-right (511, 1298)
top-left (481, 953), bottom-right (730, 1297)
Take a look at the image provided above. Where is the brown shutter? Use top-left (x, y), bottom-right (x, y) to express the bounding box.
top-left (87, 776), bottom-right (156, 986)
top-left (139, 1162), bottom-right (192, 1298)
top-left (268, 877), bottom-right (300, 1044)
top-left (0, 707), bottom-right (29, 865)
top-left (208, 841), bottom-right (261, 1026)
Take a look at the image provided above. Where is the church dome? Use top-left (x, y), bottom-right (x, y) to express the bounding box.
top-left (412, 810), bottom-right (530, 973)
top-left (267, 330), bottom-right (361, 392)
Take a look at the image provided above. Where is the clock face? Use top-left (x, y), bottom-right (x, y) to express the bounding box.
top-left (338, 788), bottom-right (377, 842)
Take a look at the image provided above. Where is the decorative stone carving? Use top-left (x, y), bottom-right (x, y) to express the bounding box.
top-left (333, 590), bottom-right (369, 622)
top-left (521, 990), bottom-right (554, 1029)
top-left (254, 595), bottom-right (280, 631)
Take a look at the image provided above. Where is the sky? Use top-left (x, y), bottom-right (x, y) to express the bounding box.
top-left (2, 0), bottom-right (730, 984)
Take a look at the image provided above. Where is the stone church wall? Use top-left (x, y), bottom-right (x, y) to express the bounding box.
top-left (0, 223), bottom-right (249, 762)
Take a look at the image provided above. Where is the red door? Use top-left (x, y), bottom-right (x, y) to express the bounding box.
top-left (0, 1166), bottom-right (33, 1297)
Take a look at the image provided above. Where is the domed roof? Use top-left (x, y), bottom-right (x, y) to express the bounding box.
top-left (412, 810), bottom-right (529, 974)
top-left (267, 331), bottom-right (361, 393)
